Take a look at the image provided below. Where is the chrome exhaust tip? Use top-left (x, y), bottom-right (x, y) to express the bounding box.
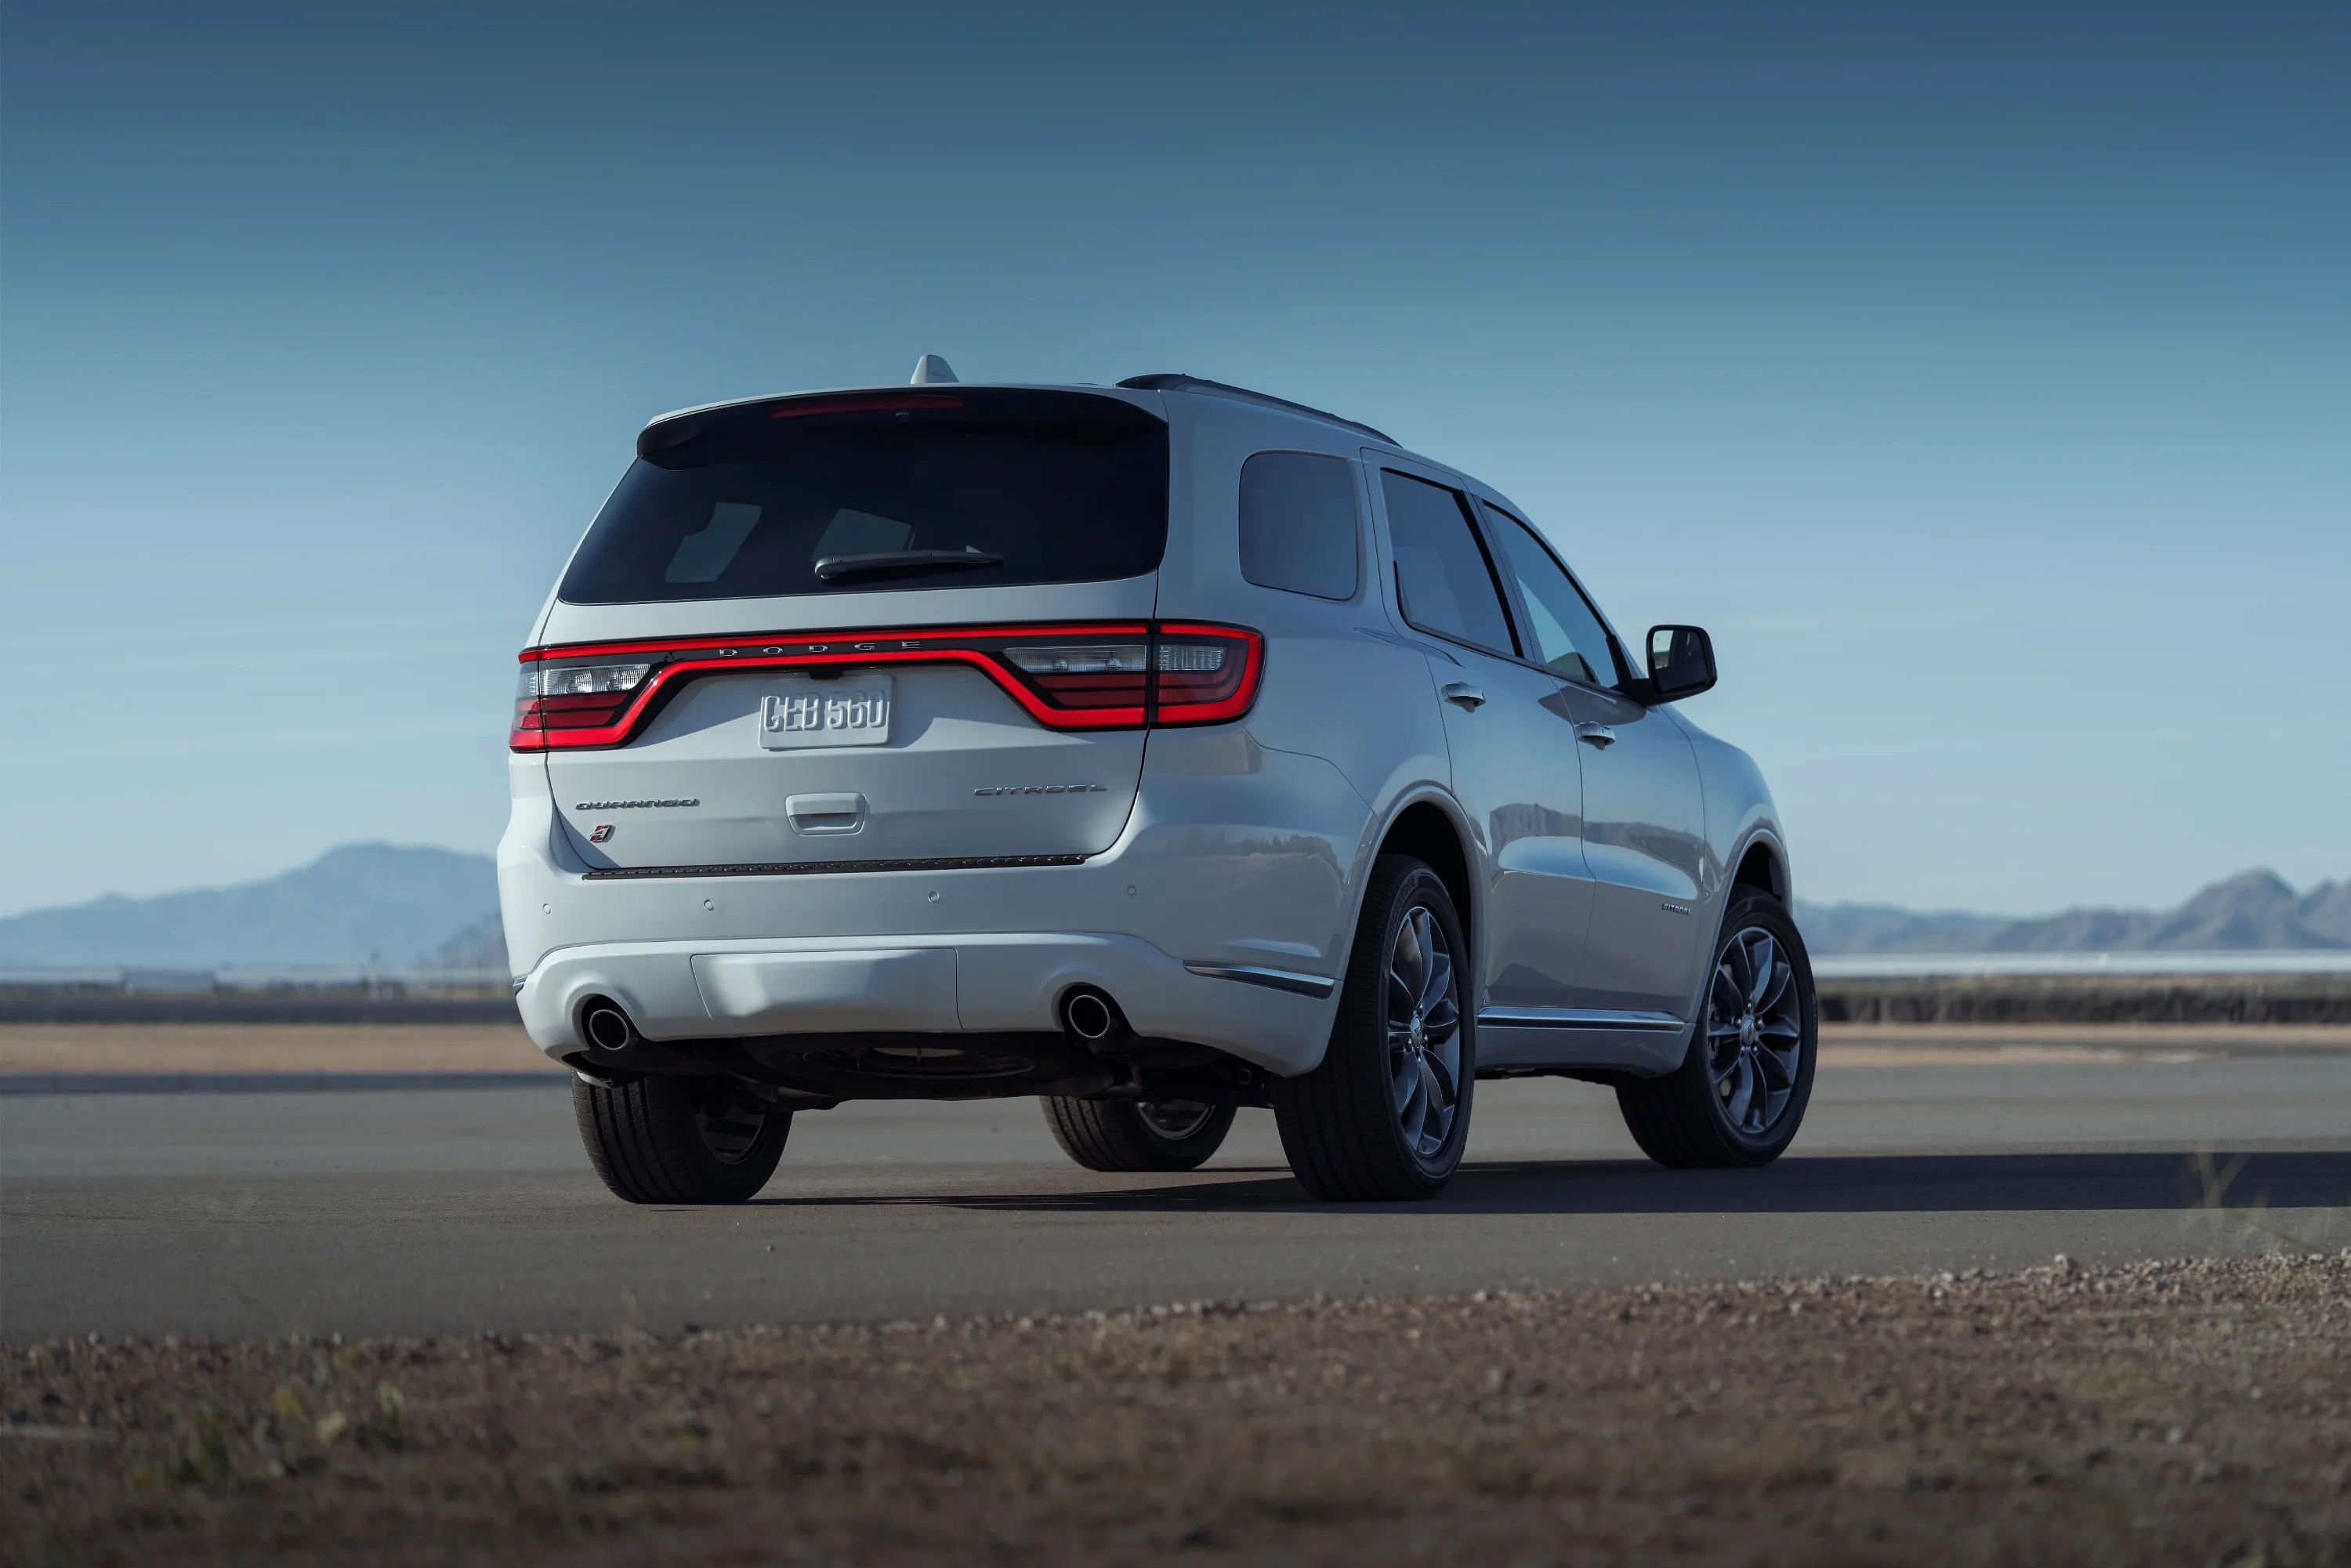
top-left (1061, 989), bottom-right (1121, 1044)
top-left (581, 1000), bottom-right (639, 1053)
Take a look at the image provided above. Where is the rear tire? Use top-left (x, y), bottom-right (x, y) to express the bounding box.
top-left (1039, 1097), bottom-right (1237, 1172)
top-left (1616, 891), bottom-right (1817, 1168)
top-left (573, 1074), bottom-right (791, 1204)
top-left (1272, 855), bottom-right (1474, 1201)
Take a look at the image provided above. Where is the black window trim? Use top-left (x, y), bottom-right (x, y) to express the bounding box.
top-left (1378, 466), bottom-right (1523, 662)
top-left (1471, 497), bottom-right (1633, 694)
top-left (1239, 447), bottom-right (1367, 603)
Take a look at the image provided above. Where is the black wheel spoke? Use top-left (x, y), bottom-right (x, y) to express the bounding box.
top-left (1395, 1054), bottom-right (1425, 1121)
top-left (1744, 935), bottom-right (1778, 1008)
top-left (1387, 966), bottom-right (1417, 1019)
top-left (1397, 914), bottom-right (1428, 994)
top-left (1418, 944), bottom-right (1452, 1014)
top-left (1424, 1041), bottom-right (1461, 1103)
top-left (1723, 941), bottom-right (1753, 1005)
top-left (1722, 1055), bottom-right (1755, 1128)
top-left (1413, 1059), bottom-right (1448, 1151)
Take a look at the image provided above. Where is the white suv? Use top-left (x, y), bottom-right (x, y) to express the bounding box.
top-left (499, 364), bottom-right (1814, 1204)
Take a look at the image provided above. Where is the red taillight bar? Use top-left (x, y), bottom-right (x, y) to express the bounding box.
top-left (509, 621), bottom-right (1263, 751)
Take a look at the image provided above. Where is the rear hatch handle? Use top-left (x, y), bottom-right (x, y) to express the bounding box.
top-left (786, 793), bottom-right (868, 835)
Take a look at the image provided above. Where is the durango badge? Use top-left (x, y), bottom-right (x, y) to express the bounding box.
top-left (973, 784), bottom-right (1109, 797)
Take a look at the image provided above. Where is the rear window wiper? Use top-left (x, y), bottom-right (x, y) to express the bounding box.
top-left (813, 549), bottom-right (1004, 582)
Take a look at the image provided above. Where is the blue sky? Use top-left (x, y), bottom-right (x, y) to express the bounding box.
top-left (3, 2), bottom-right (2345, 918)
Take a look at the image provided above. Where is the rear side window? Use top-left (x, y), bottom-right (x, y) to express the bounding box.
top-left (1379, 470), bottom-right (1517, 657)
top-left (1483, 505), bottom-right (1622, 688)
top-left (559, 389), bottom-right (1168, 603)
top-left (1239, 451), bottom-right (1360, 600)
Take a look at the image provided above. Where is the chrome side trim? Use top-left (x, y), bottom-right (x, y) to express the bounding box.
top-left (1183, 963), bottom-right (1338, 999)
top-left (1476, 1006), bottom-right (1686, 1032)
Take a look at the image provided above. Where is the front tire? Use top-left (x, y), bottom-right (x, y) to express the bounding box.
top-left (1039, 1097), bottom-right (1237, 1171)
top-left (573, 1074), bottom-right (791, 1204)
top-left (1273, 855), bottom-right (1474, 1201)
top-left (1616, 890), bottom-right (1817, 1168)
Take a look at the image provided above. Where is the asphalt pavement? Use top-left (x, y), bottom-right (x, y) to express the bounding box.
top-left (5, 1047), bottom-right (2348, 1342)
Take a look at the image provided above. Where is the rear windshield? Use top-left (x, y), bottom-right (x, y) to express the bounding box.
top-left (559, 389), bottom-right (1168, 603)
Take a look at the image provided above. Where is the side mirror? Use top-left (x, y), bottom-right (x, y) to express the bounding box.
top-left (1643, 625), bottom-right (1716, 703)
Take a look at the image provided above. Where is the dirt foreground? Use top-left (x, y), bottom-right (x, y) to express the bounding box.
top-left (6, 1255), bottom-right (2348, 1567)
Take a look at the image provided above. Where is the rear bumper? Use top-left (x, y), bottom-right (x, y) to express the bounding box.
top-left (499, 737), bottom-right (1371, 1081)
top-left (516, 930), bottom-right (1333, 1077)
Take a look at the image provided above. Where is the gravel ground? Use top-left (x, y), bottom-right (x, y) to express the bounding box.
top-left (5, 1255), bottom-right (2349, 1567)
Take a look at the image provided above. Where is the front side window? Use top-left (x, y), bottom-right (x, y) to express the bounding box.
top-left (1239, 451), bottom-right (1360, 600)
top-left (560, 389), bottom-right (1168, 603)
top-left (1380, 470), bottom-right (1517, 657)
top-left (1483, 505), bottom-right (1621, 687)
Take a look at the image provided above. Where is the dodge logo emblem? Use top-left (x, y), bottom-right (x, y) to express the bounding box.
top-left (589, 824), bottom-right (615, 843)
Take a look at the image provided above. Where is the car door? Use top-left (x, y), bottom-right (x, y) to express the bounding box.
top-left (1371, 463), bottom-right (1592, 1020)
top-left (1479, 504), bottom-right (1708, 1025)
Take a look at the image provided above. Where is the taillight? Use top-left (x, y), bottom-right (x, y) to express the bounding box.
top-left (511, 662), bottom-right (652, 748)
top-left (1001, 643), bottom-right (1149, 709)
top-left (540, 663), bottom-right (650, 695)
top-left (1149, 626), bottom-right (1259, 724)
top-left (510, 621), bottom-right (1262, 749)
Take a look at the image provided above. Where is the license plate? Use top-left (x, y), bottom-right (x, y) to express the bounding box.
top-left (758, 674), bottom-right (893, 749)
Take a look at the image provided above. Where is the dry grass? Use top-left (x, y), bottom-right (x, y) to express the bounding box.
top-left (6, 1255), bottom-right (2349, 1566)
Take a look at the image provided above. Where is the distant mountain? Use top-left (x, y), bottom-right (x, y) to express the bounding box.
top-left (426, 911), bottom-right (510, 974)
top-left (0, 844), bottom-right (499, 969)
top-left (1784, 903), bottom-right (2010, 955)
top-left (1798, 870), bottom-right (2350, 955)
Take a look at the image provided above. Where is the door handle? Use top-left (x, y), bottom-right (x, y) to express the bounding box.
top-left (1574, 722), bottom-right (1617, 749)
top-left (1440, 682), bottom-right (1487, 710)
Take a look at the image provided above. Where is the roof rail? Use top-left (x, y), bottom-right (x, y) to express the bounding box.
top-left (1115, 374), bottom-right (1396, 445)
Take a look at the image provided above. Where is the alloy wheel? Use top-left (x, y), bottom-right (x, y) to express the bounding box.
top-left (1704, 925), bottom-right (1804, 1136)
top-left (693, 1082), bottom-right (773, 1164)
top-left (1136, 1100), bottom-right (1217, 1140)
top-left (1384, 904), bottom-right (1463, 1160)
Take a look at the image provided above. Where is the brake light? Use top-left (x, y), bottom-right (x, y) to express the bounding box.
top-left (510, 622), bottom-right (1262, 749)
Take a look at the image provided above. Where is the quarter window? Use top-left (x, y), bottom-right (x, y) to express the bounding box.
top-left (1380, 471), bottom-right (1517, 657)
top-left (1484, 505), bottom-right (1621, 687)
top-left (1239, 451), bottom-right (1360, 600)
